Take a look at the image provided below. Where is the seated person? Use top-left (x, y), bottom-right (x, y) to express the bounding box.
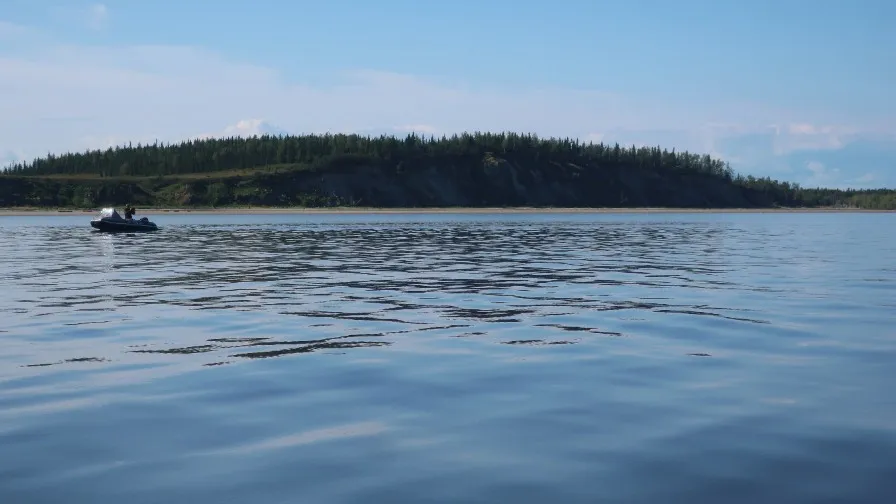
top-left (124, 204), bottom-right (136, 220)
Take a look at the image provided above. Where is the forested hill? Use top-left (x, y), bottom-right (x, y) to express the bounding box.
top-left (2, 132), bottom-right (895, 209)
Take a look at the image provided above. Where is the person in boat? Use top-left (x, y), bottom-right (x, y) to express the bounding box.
top-left (124, 204), bottom-right (136, 220)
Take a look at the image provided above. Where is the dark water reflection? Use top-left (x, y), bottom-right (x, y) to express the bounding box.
top-left (1, 212), bottom-right (895, 503)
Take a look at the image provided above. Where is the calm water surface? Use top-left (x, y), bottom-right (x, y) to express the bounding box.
top-left (1, 212), bottom-right (895, 503)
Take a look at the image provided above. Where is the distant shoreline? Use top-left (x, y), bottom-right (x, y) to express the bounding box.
top-left (1, 206), bottom-right (894, 217)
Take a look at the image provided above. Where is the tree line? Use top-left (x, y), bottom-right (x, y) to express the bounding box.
top-left (3, 131), bottom-right (894, 209)
top-left (6, 131), bottom-right (738, 178)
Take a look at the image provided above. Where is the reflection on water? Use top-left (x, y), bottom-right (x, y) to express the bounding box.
top-left (1, 213), bottom-right (895, 503)
top-left (3, 220), bottom-right (779, 367)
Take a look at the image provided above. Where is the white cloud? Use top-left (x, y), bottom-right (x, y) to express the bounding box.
top-left (194, 119), bottom-right (289, 140)
top-left (88, 4), bottom-right (109, 31)
top-left (1, 149), bottom-right (23, 169)
top-left (44, 4), bottom-right (109, 31)
top-left (394, 124), bottom-right (438, 135)
top-left (855, 173), bottom-right (877, 184)
top-left (771, 123), bottom-right (849, 155)
top-left (803, 160), bottom-right (841, 187)
top-left (223, 119), bottom-right (287, 137)
top-left (0, 42), bottom-right (653, 160)
top-left (788, 123), bottom-right (823, 135)
top-left (700, 123), bottom-right (854, 160)
top-left (0, 21), bottom-right (894, 189)
top-left (0, 20), bottom-right (30, 39)
top-left (806, 160), bottom-right (829, 176)
top-left (799, 161), bottom-right (881, 189)
top-left (584, 133), bottom-right (605, 144)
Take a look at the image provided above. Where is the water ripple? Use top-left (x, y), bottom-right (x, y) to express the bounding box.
top-left (1, 213), bottom-right (895, 503)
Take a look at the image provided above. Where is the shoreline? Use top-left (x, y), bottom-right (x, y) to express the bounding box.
top-left (1, 206), bottom-right (893, 216)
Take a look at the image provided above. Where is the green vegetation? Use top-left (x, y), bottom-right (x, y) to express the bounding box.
top-left (2, 132), bottom-right (894, 209)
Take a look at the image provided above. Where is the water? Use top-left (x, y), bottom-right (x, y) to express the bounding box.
top-left (1, 211), bottom-right (895, 503)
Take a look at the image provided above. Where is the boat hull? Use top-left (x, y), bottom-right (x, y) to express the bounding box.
top-left (90, 218), bottom-right (158, 232)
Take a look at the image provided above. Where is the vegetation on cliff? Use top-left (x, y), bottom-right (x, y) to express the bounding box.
top-left (2, 132), bottom-right (894, 209)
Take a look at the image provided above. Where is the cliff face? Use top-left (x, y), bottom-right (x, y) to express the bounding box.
top-left (1, 153), bottom-right (775, 208)
top-left (0, 177), bottom-right (155, 208)
top-left (245, 155), bottom-right (771, 208)
top-left (6, 131), bottom-right (894, 209)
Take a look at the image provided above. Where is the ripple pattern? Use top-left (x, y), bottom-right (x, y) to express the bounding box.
top-left (1, 212), bottom-right (895, 503)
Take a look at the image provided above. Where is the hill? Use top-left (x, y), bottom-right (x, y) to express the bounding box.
top-left (1, 132), bottom-right (894, 209)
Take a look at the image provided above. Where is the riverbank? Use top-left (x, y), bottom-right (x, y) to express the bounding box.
top-left (1, 206), bottom-right (893, 216)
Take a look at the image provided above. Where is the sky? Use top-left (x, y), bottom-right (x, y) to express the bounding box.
top-left (1, 0), bottom-right (894, 189)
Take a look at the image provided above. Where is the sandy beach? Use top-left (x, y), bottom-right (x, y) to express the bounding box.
top-left (0, 206), bottom-right (893, 216)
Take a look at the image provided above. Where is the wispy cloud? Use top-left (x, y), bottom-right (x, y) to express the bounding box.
top-left (195, 119), bottom-right (289, 140)
top-left (394, 124), bottom-right (439, 135)
top-left (805, 160), bottom-right (839, 184)
top-left (584, 133), bottom-right (605, 144)
top-left (1, 149), bottom-right (24, 169)
top-left (0, 19), bottom-right (893, 189)
top-left (46, 3), bottom-right (109, 31)
top-left (87, 3), bottom-right (109, 31)
top-left (770, 123), bottom-right (849, 155)
top-left (0, 20), bottom-right (30, 39)
top-left (802, 161), bottom-right (883, 190)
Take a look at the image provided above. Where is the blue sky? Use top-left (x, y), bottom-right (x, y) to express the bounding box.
top-left (1, 0), bottom-right (894, 188)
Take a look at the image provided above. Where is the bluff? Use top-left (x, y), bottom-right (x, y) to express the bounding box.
top-left (0, 154), bottom-right (781, 208)
top-left (1, 132), bottom-right (894, 209)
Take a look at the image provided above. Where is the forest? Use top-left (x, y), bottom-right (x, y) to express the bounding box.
top-left (2, 131), bottom-right (894, 209)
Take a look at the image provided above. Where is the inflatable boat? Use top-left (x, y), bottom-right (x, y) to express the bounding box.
top-left (90, 207), bottom-right (159, 232)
